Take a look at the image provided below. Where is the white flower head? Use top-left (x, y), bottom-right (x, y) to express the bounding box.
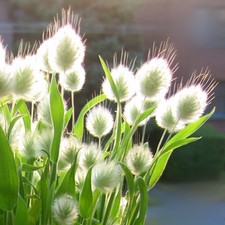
top-left (102, 64), bottom-right (136, 102)
top-left (37, 95), bottom-right (67, 126)
top-left (11, 56), bottom-right (48, 102)
top-left (9, 118), bottom-right (25, 151)
top-left (92, 161), bottom-right (121, 193)
top-left (59, 136), bottom-right (83, 170)
top-left (18, 131), bottom-right (43, 159)
top-left (86, 105), bottom-right (114, 138)
top-left (52, 195), bottom-right (78, 225)
top-left (172, 85), bottom-right (208, 124)
top-left (0, 64), bottom-right (13, 98)
top-left (124, 96), bottom-right (157, 126)
top-left (136, 58), bottom-right (172, 100)
top-left (155, 98), bottom-right (185, 133)
top-left (124, 96), bottom-right (146, 126)
top-left (75, 168), bottom-right (87, 192)
top-left (78, 142), bottom-right (103, 171)
top-left (36, 38), bottom-right (52, 72)
top-left (48, 24), bottom-right (85, 73)
top-left (59, 64), bottom-right (85, 92)
top-left (36, 128), bottom-right (53, 155)
top-left (126, 143), bottom-right (153, 175)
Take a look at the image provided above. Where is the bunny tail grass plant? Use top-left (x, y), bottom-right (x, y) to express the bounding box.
top-left (0, 8), bottom-right (217, 225)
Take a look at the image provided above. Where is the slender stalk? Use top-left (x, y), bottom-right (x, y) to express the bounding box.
top-left (6, 211), bottom-right (13, 225)
top-left (98, 137), bottom-right (101, 148)
top-left (111, 102), bottom-right (122, 160)
top-left (71, 91), bottom-right (75, 126)
top-left (11, 99), bottom-right (16, 117)
top-left (141, 122), bottom-right (147, 144)
top-left (61, 86), bottom-right (64, 99)
top-left (31, 102), bottom-right (34, 122)
top-left (156, 129), bottom-right (167, 153)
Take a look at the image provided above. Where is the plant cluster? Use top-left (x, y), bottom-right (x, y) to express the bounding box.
top-left (0, 9), bottom-right (216, 225)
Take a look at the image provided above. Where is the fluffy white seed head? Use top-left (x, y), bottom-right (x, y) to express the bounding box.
top-left (36, 128), bottom-right (53, 155)
top-left (52, 195), bottom-right (78, 225)
top-left (155, 98), bottom-right (185, 133)
top-left (36, 39), bottom-right (52, 72)
top-left (37, 95), bottom-right (67, 126)
top-left (86, 105), bottom-right (114, 138)
top-left (48, 25), bottom-right (85, 73)
top-left (124, 96), bottom-right (145, 126)
top-left (136, 58), bottom-right (172, 100)
top-left (172, 85), bottom-right (208, 124)
top-left (11, 56), bottom-right (48, 102)
top-left (19, 131), bottom-right (43, 159)
top-left (124, 96), bottom-right (157, 126)
top-left (75, 169), bottom-right (87, 192)
top-left (78, 142), bottom-right (103, 171)
top-left (126, 143), bottom-right (153, 175)
top-left (102, 64), bottom-right (136, 102)
top-left (9, 118), bottom-right (25, 151)
top-left (37, 96), bottom-right (52, 125)
top-left (59, 136), bottom-right (83, 170)
top-left (92, 161), bottom-right (121, 193)
top-left (0, 64), bottom-right (13, 98)
top-left (59, 64), bottom-right (85, 92)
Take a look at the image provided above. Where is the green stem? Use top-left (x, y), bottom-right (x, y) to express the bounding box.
top-left (141, 122), bottom-right (147, 144)
top-left (98, 137), bottom-right (101, 148)
top-left (31, 102), bottom-right (34, 122)
top-left (71, 91), bottom-right (75, 126)
top-left (156, 129), bottom-right (167, 153)
top-left (6, 211), bottom-right (13, 225)
top-left (111, 102), bottom-right (122, 160)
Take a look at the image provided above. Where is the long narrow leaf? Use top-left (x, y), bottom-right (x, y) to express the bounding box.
top-left (73, 94), bottom-right (106, 140)
top-left (133, 177), bottom-right (148, 225)
top-left (149, 137), bottom-right (200, 189)
top-left (50, 75), bottom-right (64, 163)
top-left (164, 108), bottom-right (214, 149)
top-left (0, 126), bottom-right (18, 210)
top-left (99, 56), bottom-right (119, 101)
top-left (14, 196), bottom-right (28, 225)
top-left (79, 167), bottom-right (93, 218)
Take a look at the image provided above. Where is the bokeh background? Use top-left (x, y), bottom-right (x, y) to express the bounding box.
top-left (0, 0), bottom-right (225, 224)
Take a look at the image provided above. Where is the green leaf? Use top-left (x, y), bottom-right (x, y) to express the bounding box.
top-left (121, 107), bottom-right (155, 159)
top-left (102, 191), bottom-right (116, 225)
top-left (133, 177), bottom-right (148, 225)
top-left (149, 137), bottom-right (200, 189)
top-left (55, 156), bottom-right (77, 197)
top-left (110, 189), bottom-right (121, 219)
top-left (50, 75), bottom-right (64, 163)
top-left (119, 163), bottom-right (135, 200)
top-left (14, 196), bottom-right (28, 225)
top-left (21, 164), bottom-right (44, 172)
top-left (16, 100), bottom-right (31, 132)
top-left (99, 56), bottom-right (119, 101)
top-left (0, 126), bottom-right (18, 211)
top-left (28, 199), bottom-right (41, 225)
top-left (164, 108), bottom-right (215, 149)
top-left (73, 94), bottom-right (106, 140)
top-left (63, 108), bottom-right (73, 130)
top-left (79, 167), bottom-right (93, 218)
top-left (7, 114), bottom-right (25, 139)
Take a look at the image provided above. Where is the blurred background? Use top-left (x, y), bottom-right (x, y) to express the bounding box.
top-left (0, 0), bottom-right (225, 224)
